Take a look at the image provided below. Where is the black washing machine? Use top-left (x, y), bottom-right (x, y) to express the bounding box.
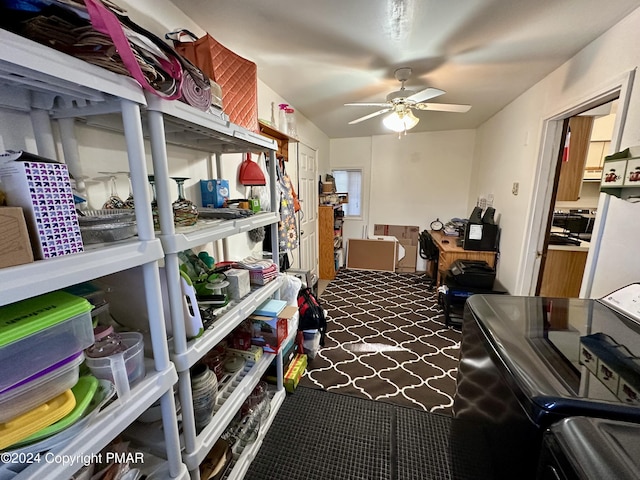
top-left (537, 416), bottom-right (640, 480)
top-left (450, 284), bottom-right (640, 480)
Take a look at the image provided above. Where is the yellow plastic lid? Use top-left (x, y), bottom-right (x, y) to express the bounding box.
top-left (0, 389), bottom-right (76, 450)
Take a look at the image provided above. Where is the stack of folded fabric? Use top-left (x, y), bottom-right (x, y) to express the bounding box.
top-left (236, 257), bottom-right (279, 285)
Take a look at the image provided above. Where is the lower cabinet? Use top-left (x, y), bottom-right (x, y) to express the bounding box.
top-left (539, 248), bottom-right (588, 298)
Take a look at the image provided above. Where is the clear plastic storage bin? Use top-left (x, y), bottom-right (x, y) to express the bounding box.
top-left (0, 291), bottom-right (93, 392)
top-left (0, 351), bottom-right (84, 423)
top-left (85, 332), bottom-right (145, 401)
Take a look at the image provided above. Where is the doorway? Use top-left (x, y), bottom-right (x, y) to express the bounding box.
top-left (536, 100), bottom-right (618, 297)
top-left (518, 70), bottom-right (634, 297)
top-left (295, 142), bottom-right (319, 279)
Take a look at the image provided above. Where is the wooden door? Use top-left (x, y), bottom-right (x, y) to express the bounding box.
top-left (556, 116), bottom-right (594, 201)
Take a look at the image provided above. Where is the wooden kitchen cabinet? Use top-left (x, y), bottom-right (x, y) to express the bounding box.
top-left (319, 204), bottom-right (343, 280)
top-left (584, 140), bottom-right (610, 180)
top-left (556, 116), bottom-right (594, 200)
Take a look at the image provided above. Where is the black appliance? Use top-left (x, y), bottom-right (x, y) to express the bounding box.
top-left (440, 271), bottom-right (506, 328)
top-left (463, 222), bottom-right (499, 251)
top-left (536, 417), bottom-right (640, 480)
top-left (448, 259), bottom-right (496, 289)
top-left (450, 285), bottom-right (640, 480)
top-left (551, 211), bottom-right (596, 241)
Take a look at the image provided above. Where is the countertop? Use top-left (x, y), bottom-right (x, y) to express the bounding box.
top-left (548, 227), bottom-right (590, 252)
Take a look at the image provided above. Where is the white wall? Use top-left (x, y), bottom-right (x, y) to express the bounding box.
top-left (471, 6), bottom-right (640, 294)
top-left (330, 130), bottom-right (476, 270)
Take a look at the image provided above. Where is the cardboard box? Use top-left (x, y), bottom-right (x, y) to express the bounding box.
top-left (250, 305), bottom-right (297, 353)
top-left (396, 244), bottom-right (417, 272)
top-left (373, 224), bottom-right (419, 271)
top-left (265, 353), bottom-right (308, 392)
top-left (321, 182), bottom-right (334, 193)
top-left (284, 353), bottom-right (307, 393)
top-left (227, 345), bottom-right (263, 362)
top-left (346, 238), bottom-right (396, 272)
top-left (200, 179), bottom-right (229, 208)
top-left (0, 207), bottom-right (35, 269)
top-left (373, 224), bottom-right (419, 246)
top-left (225, 268), bottom-right (251, 300)
top-left (265, 337), bottom-right (297, 377)
top-left (0, 152), bottom-right (83, 259)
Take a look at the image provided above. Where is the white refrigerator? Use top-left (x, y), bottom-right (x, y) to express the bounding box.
top-left (581, 193), bottom-right (640, 299)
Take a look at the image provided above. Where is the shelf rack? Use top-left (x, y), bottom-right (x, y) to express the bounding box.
top-left (141, 83), bottom-right (284, 478)
top-left (0, 28), bottom-right (178, 480)
top-left (0, 26), bottom-right (290, 479)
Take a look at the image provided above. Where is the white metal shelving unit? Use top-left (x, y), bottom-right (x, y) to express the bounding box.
top-left (0, 29), bottom-right (187, 479)
top-left (141, 92), bottom-right (287, 479)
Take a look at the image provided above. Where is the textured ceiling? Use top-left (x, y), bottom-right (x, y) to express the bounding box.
top-left (169, 0), bottom-right (640, 138)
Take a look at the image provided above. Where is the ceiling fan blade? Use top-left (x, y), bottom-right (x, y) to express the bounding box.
top-left (348, 108), bottom-right (391, 125)
top-left (344, 102), bottom-right (391, 107)
top-left (414, 102), bottom-right (472, 113)
top-left (405, 87), bottom-right (445, 103)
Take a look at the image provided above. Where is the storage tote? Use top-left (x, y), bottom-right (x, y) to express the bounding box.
top-left (0, 291), bottom-right (93, 392)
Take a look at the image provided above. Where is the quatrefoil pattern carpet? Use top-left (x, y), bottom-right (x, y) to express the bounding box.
top-left (300, 269), bottom-right (461, 414)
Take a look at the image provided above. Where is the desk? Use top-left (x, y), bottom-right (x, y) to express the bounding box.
top-left (430, 230), bottom-right (497, 286)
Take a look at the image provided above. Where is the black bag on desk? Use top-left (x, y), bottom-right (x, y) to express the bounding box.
top-left (448, 259), bottom-right (496, 289)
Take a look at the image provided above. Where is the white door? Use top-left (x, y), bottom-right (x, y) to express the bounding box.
top-left (296, 142), bottom-right (318, 278)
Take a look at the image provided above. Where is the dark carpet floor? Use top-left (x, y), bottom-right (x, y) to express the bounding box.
top-left (245, 387), bottom-right (453, 480)
top-left (300, 269), bottom-right (461, 414)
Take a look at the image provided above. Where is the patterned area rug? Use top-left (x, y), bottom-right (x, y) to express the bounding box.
top-left (300, 269), bottom-right (461, 414)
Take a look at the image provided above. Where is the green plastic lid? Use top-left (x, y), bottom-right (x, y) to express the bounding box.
top-left (15, 375), bottom-right (99, 445)
top-left (0, 291), bottom-right (92, 348)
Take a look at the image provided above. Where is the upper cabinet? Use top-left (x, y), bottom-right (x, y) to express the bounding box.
top-left (584, 140), bottom-right (611, 180)
top-left (258, 120), bottom-right (298, 162)
top-left (556, 116), bottom-right (594, 201)
top-left (584, 111), bottom-right (616, 181)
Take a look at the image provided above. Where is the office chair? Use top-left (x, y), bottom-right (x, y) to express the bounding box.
top-left (416, 230), bottom-right (439, 290)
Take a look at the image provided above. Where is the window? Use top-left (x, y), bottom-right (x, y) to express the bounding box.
top-left (332, 169), bottom-right (362, 217)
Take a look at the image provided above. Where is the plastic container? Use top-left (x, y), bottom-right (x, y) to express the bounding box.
top-left (84, 332), bottom-right (145, 401)
top-left (2, 379), bottom-right (115, 456)
top-left (285, 107), bottom-right (297, 138)
top-left (0, 291), bottom-right (94, 392)
top-left (0, 351), bottom-right (84, 423)
top-left (278, 103), bottom-right (288, 134)
top-left (85, 325), bottom-right (126, 358)
top-left (0, 389), bottom-right (76, 450)
top-left (13, 375), bottom-right (98, 447)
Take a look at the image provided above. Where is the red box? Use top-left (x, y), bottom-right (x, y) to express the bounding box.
top-left (249, 305), bottom-right (297, 353)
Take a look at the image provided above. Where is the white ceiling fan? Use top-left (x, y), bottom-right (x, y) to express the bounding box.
top-left (345, 67), bottom-right (471, 132)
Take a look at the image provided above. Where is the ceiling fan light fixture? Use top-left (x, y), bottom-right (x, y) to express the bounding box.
top-left (383, 109), bottom-right (419, 133)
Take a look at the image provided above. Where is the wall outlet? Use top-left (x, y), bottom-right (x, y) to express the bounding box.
top-left (512, 182), bottom-right (519, 195)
